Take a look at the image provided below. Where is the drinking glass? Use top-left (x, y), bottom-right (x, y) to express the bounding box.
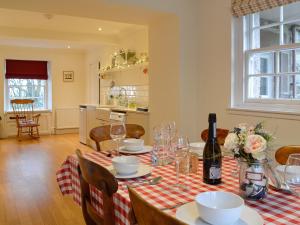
top-left (170, 136), bottom-right (190, 190)
top-left (110, 122), bottom-right (126, 156)
top-left (284, 153), bottom-right (300, 196)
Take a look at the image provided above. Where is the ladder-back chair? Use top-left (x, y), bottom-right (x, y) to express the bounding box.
top-left (11, 99), bottom-right (40, 139)
top-left (76, 149), bottom-right (118, 225)
top-left (89, 124), bottom-right (145, 152)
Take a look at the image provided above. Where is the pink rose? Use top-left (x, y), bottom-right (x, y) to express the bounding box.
top-left (244, 134), bottom-right (266, 154)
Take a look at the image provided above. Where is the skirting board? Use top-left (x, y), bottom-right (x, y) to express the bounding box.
top-left (54, 128), bottom-right (79, 134)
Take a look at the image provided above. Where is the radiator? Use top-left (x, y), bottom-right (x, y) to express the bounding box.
top-left (55, 108), bottom-right (79, 129)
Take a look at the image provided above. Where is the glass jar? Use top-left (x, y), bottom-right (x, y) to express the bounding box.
top-left (239, 159), bottom-right (268, 200)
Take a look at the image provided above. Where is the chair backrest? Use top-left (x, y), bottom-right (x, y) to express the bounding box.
top-left (275, 146), bottom-right (300, 165)
top-left (11, 99), bottom-right (34, 125)
top-left (200, 128), bottom-right (229, 145)
top-left (76, 149), bottom-right (118, 225)
top-left (128, 187), bottom-right (187, 225)
top-left (89, 124), bottom-right (145, 152)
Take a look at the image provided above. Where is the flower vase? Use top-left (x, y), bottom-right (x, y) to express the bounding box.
top-left (239, 159), bottom-right (268, 200)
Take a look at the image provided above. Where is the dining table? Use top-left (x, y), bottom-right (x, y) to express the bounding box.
top-left (56, 149), bottom-right (300, 225)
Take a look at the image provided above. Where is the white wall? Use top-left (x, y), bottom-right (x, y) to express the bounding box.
top-left (0, 45), bottom-right (86, 137)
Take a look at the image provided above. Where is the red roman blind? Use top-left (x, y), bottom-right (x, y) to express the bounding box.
top-left (5, 59), bottom-right (48, 80)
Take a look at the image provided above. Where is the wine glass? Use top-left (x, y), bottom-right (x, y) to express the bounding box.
top-left (170, 135), bottom-right (190, 190)
top-left (284, 153), bottom-right (300, 196)
top-left (110, 121), bottom-right (126, 156)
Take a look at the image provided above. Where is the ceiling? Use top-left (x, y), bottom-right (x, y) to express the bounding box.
top-left (0, 8), bottom-right (148, 50)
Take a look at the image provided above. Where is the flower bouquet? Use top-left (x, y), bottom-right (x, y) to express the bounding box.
top-left (224, 122), bottom-right (274, 200)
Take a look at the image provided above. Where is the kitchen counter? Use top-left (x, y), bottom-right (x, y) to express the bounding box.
top-left (97, 105), bottom-right (149, 115)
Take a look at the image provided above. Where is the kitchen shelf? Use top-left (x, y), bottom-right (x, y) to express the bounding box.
top-left (99, 62), bottom-right (148, 75)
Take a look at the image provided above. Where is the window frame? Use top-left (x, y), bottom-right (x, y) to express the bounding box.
top-left (4, 60), bottom-right (52, 112)
top-left (5, 79), bottom-right (49, 112)
top-left (232, 6), bottom-right (300, 113)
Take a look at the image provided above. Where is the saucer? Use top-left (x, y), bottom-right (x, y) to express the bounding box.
top-left (107, 164), bottom-right (152, 179)
top-left (176, 202), bottom-right (264, 225)
top-left (119, 146), bottom-right (152, 154)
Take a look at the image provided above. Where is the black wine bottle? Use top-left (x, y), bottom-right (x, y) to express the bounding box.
top-left (203, 113), bottom-right (222, 185)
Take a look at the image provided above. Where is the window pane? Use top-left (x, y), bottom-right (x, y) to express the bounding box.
top-left (33, 86), bottom-right (45, 97)
top-left (7, 78), bottom-right (47, 110)
top-left (296, 75), bottom-right (300, 99)
top-left (248, 76), bottom-right (275, 99)
top-left (34, 98), bottom-right (45, 109)
top-left (260, 26), bottom-right (280, 48)
top-left (283, 2), bottom-right (300, 21)
top-left (252, 26), bottom-right (280, 49)
top-left (280, 50), bottom-right (294, 73)
top-left (279, 75), bottom-right (295, 99)
top-left (249, 52), bottom-right (274, 74)
top-left (253, 7), bottom-right (280, 27)
top-left (283, 22), bottom-right (300, 44)
top-left (9, 87), bottom-right (20, 98)
top-left (296, 50), bottom-right (300, 72)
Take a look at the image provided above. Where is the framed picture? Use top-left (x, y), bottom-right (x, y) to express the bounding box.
top-left (63, 71), bottom-right (74, 82)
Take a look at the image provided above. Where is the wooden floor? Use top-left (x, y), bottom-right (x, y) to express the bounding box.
top-left (0, 134), bottom-right (93, 225)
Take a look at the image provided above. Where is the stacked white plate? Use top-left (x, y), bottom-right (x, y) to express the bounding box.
top-left (190, 142), bottom-right (206, 159)
top-left (119, 138), bottom-right (152, 154)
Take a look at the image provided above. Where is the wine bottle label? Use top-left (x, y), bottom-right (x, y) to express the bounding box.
top-left (209, 166), bottom-right (221, 179)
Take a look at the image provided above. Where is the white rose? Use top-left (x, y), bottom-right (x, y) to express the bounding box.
top-left (224, 133), bottom-right (239, 150)
top-left (244, 134), bottom-right (267, 154)
top-left (252, 151), bottom-right (266, 160)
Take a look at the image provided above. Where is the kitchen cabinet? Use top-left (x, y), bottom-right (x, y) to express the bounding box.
top-left (96, 108), bottom-right (111, 126)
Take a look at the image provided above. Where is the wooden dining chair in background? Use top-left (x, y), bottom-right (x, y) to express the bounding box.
top-left (76, 149), bottom-right (118, 225)
top-left (89, 124), bottom-right (145, 152)
top-left (128, 187), bottom-right (188, 225)
top-left (275, 146), bottom-right (300, 165)
top-left (11, 99), bottom-right (41, 140)
top-left (200, 128), bottom-right (229, 145)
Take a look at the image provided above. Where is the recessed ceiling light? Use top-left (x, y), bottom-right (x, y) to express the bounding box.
top-left (98, 27), bottom-right (102, 31)
top-left (67, 45), bottom-right (71, 49)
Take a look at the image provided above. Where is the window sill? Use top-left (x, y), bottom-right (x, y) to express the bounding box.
top-left (227, 106), bottom-right (300, 121)
top-left (5, 109), bottom-right (52, 114)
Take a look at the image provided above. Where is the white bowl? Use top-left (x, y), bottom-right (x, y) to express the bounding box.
top-left (112, 156), bottom-right (140, 175)
top-left (195, 191), bottom-right (244, 225)
top-left (123, 138), bottom-right (144, 151)
top-left (189, 142), bottom-right (205, 150)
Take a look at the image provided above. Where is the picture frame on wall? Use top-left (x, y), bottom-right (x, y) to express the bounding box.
top-left (63, 71), bottom-right (74, 82)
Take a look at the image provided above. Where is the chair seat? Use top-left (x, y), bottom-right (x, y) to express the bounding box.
top-left (19, 120), bottom-right (39, 127)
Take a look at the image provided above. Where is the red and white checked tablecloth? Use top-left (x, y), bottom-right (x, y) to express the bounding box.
top-left (56, 151), bottom-right (300, 225)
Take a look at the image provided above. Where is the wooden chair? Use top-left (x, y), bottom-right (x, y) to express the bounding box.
top-left (128, 187), bottom-right (187, 225)
top-left (11, 99), bottom-right (40, 139)
top-left (76, 149), bottom-right (118, 225)
top-left (89, 124), bottom-right (145, 152)
top-left (275, 146), bottom-right (300, 165)
top-left (200, 128), bottom-right (229, 145)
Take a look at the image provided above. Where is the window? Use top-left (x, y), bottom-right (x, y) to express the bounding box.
top-left (4, 59), bottom-right (51, 111)
top-left (6, 79), bottom-right (47, 111)
top-left (233, 2), bottom-right (300, 112)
